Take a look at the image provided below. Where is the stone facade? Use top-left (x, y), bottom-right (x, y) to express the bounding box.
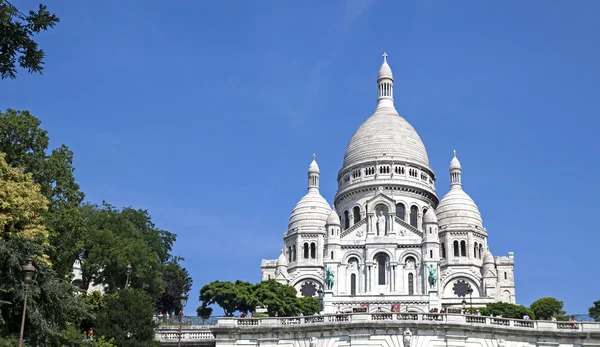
top-left (155, 314), bottom-right (600, 346)
top-left (261, 54), bottom-right (515, 312)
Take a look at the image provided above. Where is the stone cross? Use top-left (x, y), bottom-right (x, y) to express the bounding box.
top-left (382, 52), bottom-right (388, 62)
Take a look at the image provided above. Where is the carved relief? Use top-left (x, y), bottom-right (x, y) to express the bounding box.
top-left (403, 328), bottom-right (412, 347)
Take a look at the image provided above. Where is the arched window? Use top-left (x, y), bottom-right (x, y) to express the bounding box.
top-left (474, 242), bottom-right (478, 258)
top-left (377, 255), bottom-right (387, 285)
top-left (441, 242), bottom-right (446, 258)
top-left (478, 244), bottom-right (483, 259)
top-left (396, 203), bottom-right (405, 221)
top-left (410, 206), bottom-right (418, 227)
top-left (453, 240), bottom-right (459, 257)
top-left (422, 209), bottom-right (428, 230)
top-left (344, 211), bottom-right (350, 229)
top-left (350, 274), bottom-right (357, 296)
top-left (353, 206), bottom-right (361, 224)
top-left (408, 273), bottom-right (414, 295)
top-left (288, 246), bottom-right (292, 262)
top-left (460, 240), bottom-right (466, 257)
top-left (292, 245), bottom-right (297, 261)
top-left (303, 243), bottom-right (309, 259)
top-left (310, 243), bottom-right (316, 259)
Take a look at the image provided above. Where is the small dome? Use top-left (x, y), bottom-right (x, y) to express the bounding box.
top-left (483, 249), bottom-right (495, 264)
top-left (326, 207), bottom-right (341, 226)
top-left (276, 249), bottom-right (287, 267)
top-left (308, 153), bottom-right (319, 173)
top-left (437, 188), bottom-right (483, 229)
top-left (378, 61), bottom-right (393, 80)
top-left (423, 208), bottom-right (438, 224)
top-left (450, 150), bottom-right (461, 170)
top-left (288, 190), bottom-right (331, 230)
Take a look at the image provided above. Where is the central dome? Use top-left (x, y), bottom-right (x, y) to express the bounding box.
top-left (342, 106), bottom-right (430, 169)
top-left (341, 57), bottom-right (431, 172)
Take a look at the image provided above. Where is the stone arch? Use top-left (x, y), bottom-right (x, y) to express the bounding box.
top-left (404, 306), bottom-right (425, 313)
top-left (441, 273), bottom-right (481, 298)
top-left (343, 251), bottom-right (364, 264)
top-left (291, 276), bottom-right (324, 297)
top-left (370, 248), bottom-right (394, 262)
top-left (351, 203), bottom-right (363, 223)
top-left (400, 251), bottom-right (421, 264)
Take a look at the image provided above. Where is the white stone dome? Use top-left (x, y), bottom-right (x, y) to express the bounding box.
top-left (326, 207), bottom-right (341, 226)
top-left (342, 107), bottom-right (431, 170)
top-left (483, 249), bottom-right (495, 264)
top-left (289, 155), bottom-right (331, 231)
top-left (423, 208), bottom-right (438, 224)
top-left (276, 249), bottom-right (287, 267)
top-left (437, 187), bottom-right (483, 229)
top-left (288, 190), bottom-right (331, 230)
top-left (437, 151), bottom-right (483, 229)
top-left (378, 61), bottom-right (393, 80)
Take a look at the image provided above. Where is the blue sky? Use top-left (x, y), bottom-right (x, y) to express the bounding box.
top-left (2, 1), bottom-right (599, 315)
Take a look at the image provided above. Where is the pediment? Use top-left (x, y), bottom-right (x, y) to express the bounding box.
top-left (483, 268), bottom-right (496, 278)
top-left (340, 219), bottom-right (366, 239)
top-left (365, 191), bottom-right (396, 212)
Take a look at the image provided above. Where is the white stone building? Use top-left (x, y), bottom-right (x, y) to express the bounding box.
top-left (261, 54), bottom-right (515, 313)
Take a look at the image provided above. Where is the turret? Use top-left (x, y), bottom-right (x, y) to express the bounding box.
top-left (325, 207), bottom-right (341, 265)
top-left (274, 249), bottom-right (289, 284)
top-left (422, 208), bottom-right (440, 294)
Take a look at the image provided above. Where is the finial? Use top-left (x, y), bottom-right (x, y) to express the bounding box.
top-left (453, 149), bottom-right (457, 158)
top-left (312, 153), bottom-right (316, 161)
top-left (382, 52), bottom-right (388, 63)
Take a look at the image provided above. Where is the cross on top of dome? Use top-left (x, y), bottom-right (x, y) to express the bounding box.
top-left (382, 52), bottom-right (388, 63)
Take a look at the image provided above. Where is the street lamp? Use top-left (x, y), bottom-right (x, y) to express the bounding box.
top-left (177, 293), bottom-right (188, 347)
top-left (125, 263), bottom-right (132, 289)
top-left (461, 299), bottom-right (467, 313)
top-left (18, 258), bottom-right (37, 347)
top-left (468, 289), bottom-right (473, 314)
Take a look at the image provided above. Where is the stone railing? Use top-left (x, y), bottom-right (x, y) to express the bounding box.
top-left (156, 313), bottom-right (600, 345)
top-left (216, 313), bottom-right (600, 333)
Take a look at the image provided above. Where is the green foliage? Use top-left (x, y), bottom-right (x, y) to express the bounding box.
top-left (252, 312), bottom-right (268, 318)
top-left (0, 109), bottom-right (85, 277)
top-left (94, 289), bottom-right (159, 347)
top-left (530, 297), bottom-right (566, 320)
top-left (196, 304), bottom-right (213, 319)
top-left (588, 300), bottom-right (600, 322)
top-left (0, 1), bottom-right (59, 79)
top-left (78, 202), bottom-right (177, 298)
top-left (0, 238), bottom-right (92, 345)
top-left (199, 279), bottom-right (322, 317)
top-left (479, 302), bottom-right (535, 320)
top-left (155, 257), bottom-right (193, 315)
top-left (0, 108), bottom-right (192, 343)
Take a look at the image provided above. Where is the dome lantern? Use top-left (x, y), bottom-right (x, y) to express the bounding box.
top-left (377, 52), bottom-right (394, 107)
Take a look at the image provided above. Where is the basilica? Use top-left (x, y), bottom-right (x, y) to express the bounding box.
top-left (261, 55), bottom-right (516, 313)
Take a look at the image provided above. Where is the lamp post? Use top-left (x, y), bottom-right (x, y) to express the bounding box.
top-left (177, 293), bottom-right (188, 347)
top-left (468, 289), bottom-right (473, 314)
top-left (125, 263), bottom-right (132, 289)
top-left (461, 299), bottom-right (467, 314)
top-left (18, 258), bottom-right (37, 347)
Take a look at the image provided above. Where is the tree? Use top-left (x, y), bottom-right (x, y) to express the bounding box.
top-left (78, 203), bottom-right (171, 298)
top-left (0, 1), bottom-right (59, 79)
top-left (93, 289), bottom-right (159, 347)
top-left (479, 302), bottom-right (535, 320)
top-left (0, 152), bottom-right (48, 243)
top-left (530, 297), bottom-right (566, 320)
top-left (155, 257), bottom-right (193, 315)
top-left (199, 280), bottom-right (252, 317)
top-left (196, 304), bottom-right (213, 320)
top-left (0, 109), bottom-right (85, 277)
top-left (198, 280), bottom-right (322, 317)
top-left (588, 300), bottom-right (600, 322)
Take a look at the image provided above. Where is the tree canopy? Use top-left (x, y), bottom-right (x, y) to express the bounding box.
top-left (479, 302), bottom-right (535, 320)
top-left (588, 300), bottom-right (600, 322)
top-left (0, 0), bottom-right (59, 79)
top-left (199, 279), bottom-right (321, 317)
top-left (530, 297), bottom-right (566, 321)
top-left (0, 108), bottom-right (192, 345)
